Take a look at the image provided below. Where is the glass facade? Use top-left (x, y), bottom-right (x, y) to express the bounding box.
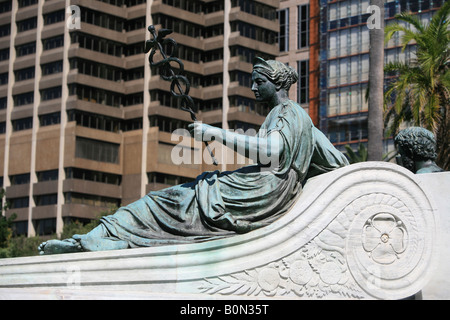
top-left (319, 0), bottom-right (443, 152)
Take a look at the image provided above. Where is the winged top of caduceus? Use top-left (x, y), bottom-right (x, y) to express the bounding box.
top-left (145, 25), bottom-right (218, 166)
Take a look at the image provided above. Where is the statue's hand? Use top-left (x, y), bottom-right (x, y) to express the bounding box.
top-left (188, 122), bottom-right (217, 142)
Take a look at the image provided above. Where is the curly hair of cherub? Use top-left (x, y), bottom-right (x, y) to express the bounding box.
top-left (394, 127), bottom-right (438, 161)
top-left (253, 57), bottom-right (299, 92)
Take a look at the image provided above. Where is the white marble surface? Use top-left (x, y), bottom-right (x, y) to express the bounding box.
top-left (0, 162), bottom-right (447, 300)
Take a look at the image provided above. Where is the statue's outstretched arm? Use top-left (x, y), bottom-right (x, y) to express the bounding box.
top-left (188, 122), bottom-right (284, 164)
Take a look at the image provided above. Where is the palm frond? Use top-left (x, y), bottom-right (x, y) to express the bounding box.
top-left (394, 11), bottom-right (425, 34)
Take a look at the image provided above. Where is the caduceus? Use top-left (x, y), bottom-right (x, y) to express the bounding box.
top-left (145, 25), bottom-right (218, 166)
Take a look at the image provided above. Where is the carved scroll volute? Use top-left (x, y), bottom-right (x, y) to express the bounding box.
top-left (345, 192), bottom-right (435, 299)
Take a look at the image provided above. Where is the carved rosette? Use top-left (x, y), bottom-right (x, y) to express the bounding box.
top-left (344, 192), bottom-right (433, 299)
top-left (361, 213), bottom-right (408, 265)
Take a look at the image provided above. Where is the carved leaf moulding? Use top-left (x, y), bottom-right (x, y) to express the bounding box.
top-left (199, 239), bottom-right (366, 299)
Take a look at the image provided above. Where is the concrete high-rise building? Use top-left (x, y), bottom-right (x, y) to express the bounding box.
top-left (0, 0), bottom-right (280, 237)
top-left (276, 0), bottom-right (320, 128)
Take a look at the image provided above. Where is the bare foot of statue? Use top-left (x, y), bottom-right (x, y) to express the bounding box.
top-left (72, 233), bottom-right (129, 252)
top-left (38, 238), bottom-right (83, 255)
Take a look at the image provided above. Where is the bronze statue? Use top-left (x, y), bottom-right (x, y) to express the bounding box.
top-left (395, 127), bottom-right (444, 174)
top-left (38, 55), bottom-right (349, 254)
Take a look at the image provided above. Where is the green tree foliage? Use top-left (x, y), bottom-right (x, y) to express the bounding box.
top-left (60, 205), bottom-right (117, 240)
top-left (384, 2), bottom-right (450, 170)
top-left (344, 144), bottom-right (368, 164)
top-left (0, 205), bottom-right (118, 258)
top-left (0, 189), bottom-right (16, 258)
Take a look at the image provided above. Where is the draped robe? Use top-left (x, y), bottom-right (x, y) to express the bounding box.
top-left (99, 100), bottom-right (349, 247)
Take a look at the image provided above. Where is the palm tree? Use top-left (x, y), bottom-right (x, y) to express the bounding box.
top-left (344, 143), bottom-right (368, 164)
top-left (384, 1), bottom-right (450, 170)
top-left (368, 0), bottom-right (385, 161)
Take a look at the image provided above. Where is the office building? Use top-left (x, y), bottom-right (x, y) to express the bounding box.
top-left (318, 0), bottom-right (444, 153)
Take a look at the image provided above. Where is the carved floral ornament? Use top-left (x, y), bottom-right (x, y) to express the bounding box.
top-left (199, 240), bottom-right (365, 299)
top-left (362, 213), bottom-right (408, 264)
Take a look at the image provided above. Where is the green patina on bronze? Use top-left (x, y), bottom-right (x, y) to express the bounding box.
top-left (395, 127), bottom-right (444, 174)
top-left (38, 57), bottom-right (349, 255)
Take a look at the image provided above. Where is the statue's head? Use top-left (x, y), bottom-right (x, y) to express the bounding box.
top-left (394, 127), bottom-right (438, 173)
top-left (252, 57), bottom-right (298, 103)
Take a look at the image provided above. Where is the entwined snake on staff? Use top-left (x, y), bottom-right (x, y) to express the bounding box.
top-left (145, 25), bottom-right (218, 166)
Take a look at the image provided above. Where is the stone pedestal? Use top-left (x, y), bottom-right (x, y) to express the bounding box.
top-left (0, 162), bottom-right (448, 300)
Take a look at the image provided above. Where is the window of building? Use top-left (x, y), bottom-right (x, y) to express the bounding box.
top-left (71, 32), bottom-right (123, 57)
top-left (126, 17), bottom-right (146, 32)
top-left (98, 0), bottom-right (125, 7)
top-left (12, 221), bottom-right (27, 236)
top-left (124, 42), bottom-right (143, 56)
top-left (123, 92), bottom-right (143, 106)
top-left (17, 16), bottom-right (37, 32)
top-left (149, 115), bottom-right (190, 134)
top-left (298, 4), bottom-right (309, 49)
top-left (10, 173), bottom-right (30, 185)
top-left (65, 192), bottom-right (120, 208)
top-left (0, 48), bottom-right (9, 61)
top-left (0, 97), bottom-right (6, 110)
top-left (42, 60), bottom-right (63, 75)
top-left (43, 35), bottom-right (64, 50)
top-left (75, 137), bottom-right (120, 164)
top-left (18, 0), bottom-right (37, 8)
top-left (70, 58), bottom-right (123, 82)
top-left (327, 118), bottom-right (368, 145)
top-left (230, 46), bottom-right (275, 64)
top-left (44, 10), bottom-right (65, 25)
top-left (0, 24), bottom-right (10, 37)
top-left (16, 42), bottom-right (36, 57)
top-left (41, 86), bottom-right (62, 101)
top-left (151, 14), bottom-right (202, 38)
top-left (232, 0), bottom-right (277, 20)
top-left (125, 67), bottom-right (144, 81)
top-left (0, 122), bottom-right (5, 134)
top-left (327, 83), bottom-right (368, 117)
top-left (79, 6), bottom-right (125, 32)
top-left (40, 112), bottom-right (61, 126)
top-left (148, 172), bottom-right (193, 186)
top-left (0, 72), bottom-right (7, 85)
top-left (8, 197), bottom-right (29, 209)
top-left (67, 109), bottom-right (121, 133)
top-left (35, 194), bottom-right (58, 206)
top-left (278, 8), bottom-right (289, 52)
top-left (0, 1), bottom-right (12, 13)
top-left (230, 71), bottom-right (252, 88)
top-left (68, 84), bottom-right (122, 107)
top-left (65, 167), bottom-right (121, 185)
top-left (14, 92), bottom-right (34, 106)
top-left (127, 0), bottom-right (145, 6)
top-left (232, 21), bottom-right (277, 45)
top-left (37, 169), bottom-right (58, 182)
top-left (15, 67), bottom-right (35, 82)
top-left (122, 118), bottom-right (143, 131)
top-left (35, 218), bottom-right (56, 236)
top-left (161, 0), bottom-right (203, 14)
top-left (298, 60), bottom-right (309, 104)
top-left (12, 117), bottom-right (33, 131)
